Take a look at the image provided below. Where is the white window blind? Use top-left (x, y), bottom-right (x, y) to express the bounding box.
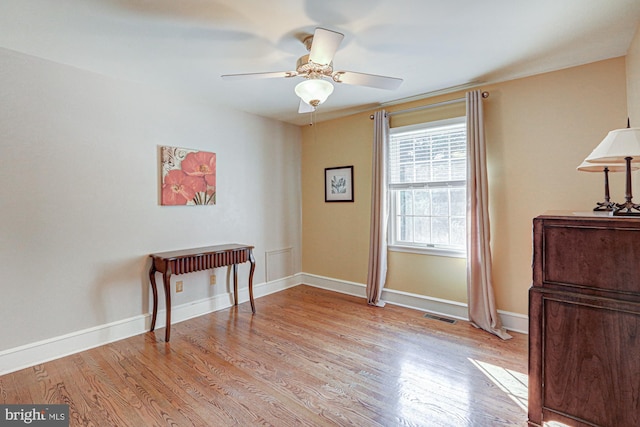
top-left (388, 117), bottom-right (467, 255)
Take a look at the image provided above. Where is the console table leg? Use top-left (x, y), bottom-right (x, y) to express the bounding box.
top-left (163, 270), bottom-right (172, 342)
top-left (149, 268), bottom-right (158, 332)
top-left (233, 263), bottom-right (239, 306)
top-left (249, 250), bottom-right (256, 313)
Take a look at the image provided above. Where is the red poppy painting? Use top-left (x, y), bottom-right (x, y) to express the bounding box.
top-left (161, 146), bottom-right (216, 205)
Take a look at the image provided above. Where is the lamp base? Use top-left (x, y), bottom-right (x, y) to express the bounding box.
top-left (594, 201), bottom-right (616, 212)
top-left (613, 202), bottom-right (640, 216)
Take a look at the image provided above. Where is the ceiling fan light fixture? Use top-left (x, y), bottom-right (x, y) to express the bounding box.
top-left (295, 78), bottom-right (334, 107)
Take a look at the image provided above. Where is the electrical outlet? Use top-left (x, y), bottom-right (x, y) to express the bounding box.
top-left (176, 281), bottom-right (183, 293)
top-left (210, 275), bottom-right (216, 285)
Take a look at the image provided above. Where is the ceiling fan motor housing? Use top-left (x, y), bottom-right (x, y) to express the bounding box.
top-left (296, 54), bottom-right (333, 78)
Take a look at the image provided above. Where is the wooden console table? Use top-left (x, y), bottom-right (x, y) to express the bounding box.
top-left (148, 244), bottom-right (255, 342)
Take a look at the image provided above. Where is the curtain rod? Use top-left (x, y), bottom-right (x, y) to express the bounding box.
top-left (369, 91), bottom-right (489, 119)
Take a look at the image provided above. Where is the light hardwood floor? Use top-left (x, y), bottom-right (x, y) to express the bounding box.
top-left (0, 285), bottom-right (528, 426)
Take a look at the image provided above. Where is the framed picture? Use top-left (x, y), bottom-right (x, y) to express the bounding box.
top-left (160, 146), bottom-right (216, 206)
top-left (325, 166), bottom-right (354, 202)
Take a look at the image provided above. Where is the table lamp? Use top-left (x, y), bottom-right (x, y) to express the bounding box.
top-left (585, 127), bottom-right (640, 215)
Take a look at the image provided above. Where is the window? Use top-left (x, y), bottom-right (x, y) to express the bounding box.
top-left (388, 117), bottom-right (466, 257)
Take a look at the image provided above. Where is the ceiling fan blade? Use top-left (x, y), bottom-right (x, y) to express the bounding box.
top-left (309, 28), bottom-right (344, 66)
top-left (221, 71), bottom-right (297, 80)
top-left (298, 99), bottom-right (315, 114)
top-left (333, 71), bottom-right (403, 90)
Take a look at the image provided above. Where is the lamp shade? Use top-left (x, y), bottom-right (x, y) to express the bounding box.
top-left (585, 128), bottom-right (640, 164)
top-left (295, 78), bottom-right (334, 107)
top-left (576, 161), bottom-right (635, 172)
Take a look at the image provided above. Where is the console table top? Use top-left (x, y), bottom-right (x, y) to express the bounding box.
top-left (150, 243), bottom-right (254, 260)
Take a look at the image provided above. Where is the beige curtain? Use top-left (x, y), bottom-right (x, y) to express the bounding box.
top-left (366, 110), bottom-right (389, 306)
top-left (466, 90), bottom-right (511, 340)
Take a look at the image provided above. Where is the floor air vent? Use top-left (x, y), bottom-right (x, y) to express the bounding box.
top-left (423, 313), bottom-right (456, 324)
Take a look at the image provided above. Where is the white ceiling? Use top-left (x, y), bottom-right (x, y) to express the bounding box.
top-left (1, 0), bottom-right (639, 126)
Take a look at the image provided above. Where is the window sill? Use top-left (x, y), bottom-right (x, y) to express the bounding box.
top-left (388, 244), bottom-right (467, 259)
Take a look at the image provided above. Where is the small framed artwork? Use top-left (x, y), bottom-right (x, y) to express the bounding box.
top-left (325, 166), bottom-right (354, 202)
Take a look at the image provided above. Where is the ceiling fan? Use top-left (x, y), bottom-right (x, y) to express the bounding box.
top-left (221, 27), bottom-right (403, 113)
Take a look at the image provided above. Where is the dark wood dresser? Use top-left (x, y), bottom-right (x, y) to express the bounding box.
top-left (528, 212), bottom-right (640, 426)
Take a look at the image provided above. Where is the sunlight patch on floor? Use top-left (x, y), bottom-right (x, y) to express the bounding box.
top-left (468, 358), bottom-right (528, 412)
top-left (397, 357), bottom-right (470, 423)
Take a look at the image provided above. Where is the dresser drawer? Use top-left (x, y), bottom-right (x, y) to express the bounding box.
top-left (533, 216), bottom-right (640, 299)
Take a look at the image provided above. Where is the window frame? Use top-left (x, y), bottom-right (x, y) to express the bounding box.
top-left (387, 116), bottom-right (467, 258)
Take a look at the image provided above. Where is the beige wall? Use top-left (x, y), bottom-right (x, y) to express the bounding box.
top-left (483, 57), bottom-right (626, 313)
top-left (302, 57), bottom-right (627, 316)
top-left (301, 115), bottom-right (373, 284)
top-left (628, 24), bottom-right (640, 126)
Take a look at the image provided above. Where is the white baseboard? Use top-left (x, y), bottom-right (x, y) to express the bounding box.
top-left (298, 273), bottom-right (367, 298)
top-left (300, 273), bottom-right (528, 334)
top-left (0, 314), bottom-right (148, 377)
top-left (0, 275), bottom-right (299, 376)
top-left (153, 274), bottom-right (300, 330)
top-left (0, 272), bottom-right (527, 375)
top-left (495, 310), bottom-right (529, 335)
